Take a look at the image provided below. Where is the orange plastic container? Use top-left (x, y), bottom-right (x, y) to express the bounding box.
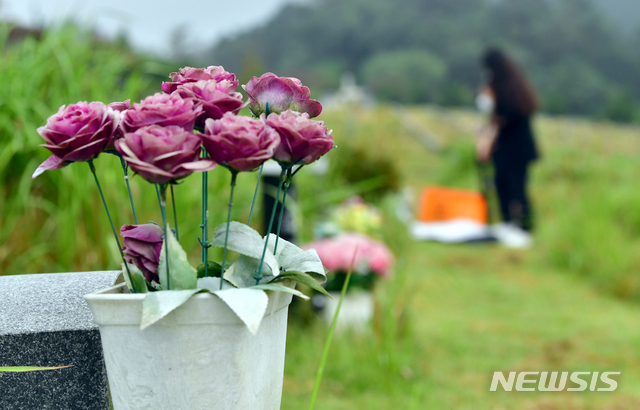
top-left (418, 186), bottom-right (488, 223)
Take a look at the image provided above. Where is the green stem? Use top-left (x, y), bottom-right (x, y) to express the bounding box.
top-left (254, 168), bottom-right (286, 284)
top-left (220, 170), bottom-right (238, 289)
top-left (170, 185), bottom-right (179, 242)
top-left (159, 184), bottom-right (171, 290)
top-left (155, 184), bottom-right (166, 226)
top-left (273, 161), bottom-right (303, 254)
top-left (88, 160), bottom-right (136, 293)
top-left (273, 168), bottom-right (292, 255)
top-left (308, 253), bottom-right (356, 410)
top-left (201, 148), bottom-right (210, 277)
top-left (290, 163), bottom-right (305, 179)
top-left (119, 157), bottom-right (138, 225)
top-left (247, 163), bottom-right (263, 226)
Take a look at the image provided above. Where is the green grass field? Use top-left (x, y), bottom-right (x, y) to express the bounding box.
top-left (280, 107), bottom-right (640, 409)
top-left (2, 26), bottom-right (640, 409)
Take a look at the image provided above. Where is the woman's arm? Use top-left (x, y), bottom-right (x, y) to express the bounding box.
top-left (476, 119), bottom-right (498, 163)
top-left (475, 84), bottom-right (499, 163)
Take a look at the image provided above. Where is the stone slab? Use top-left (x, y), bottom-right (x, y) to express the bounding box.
top-left (0, 270), bottom-right (123, 335)
top-left (0, 271), bottom-right (122, 410)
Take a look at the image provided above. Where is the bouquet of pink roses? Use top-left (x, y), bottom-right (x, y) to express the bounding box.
top-left (32, 67), bottom-right (334, 331)
top-left (305, 233), bottom-right (393, 292)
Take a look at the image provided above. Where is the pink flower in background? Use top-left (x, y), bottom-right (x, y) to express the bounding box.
top-left (115, 125), bottom-right (215, 184)
top-left (266, 110), bottom-right (334, 165)
top-left (121, 223), bottom-right (164, 283)
top-left (175, 80), bottom-right (244, 128)
top-left (202, 113), bottom-right (280, 172)
top-left (121, 93), bottom-right (201, 133)
top-left (244, 72), bottom-right (322, 117)
top-left (305, 233), bottom-right (393, 277)
top-left (367, 242), bottom-right (394, 277)
top-left (32, 101), bottom-right (120, 178)
top-left (162, 66), bottom-right (236, 94)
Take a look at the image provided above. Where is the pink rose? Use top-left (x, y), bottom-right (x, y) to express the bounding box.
top-left (115, 125), bottom-right (215, 184)
top-left (121, 223), bottom-right (164, 283)
top-left (162, 66), bottom-right (236, 94)
top-left (121, 93), bottom-right (201, 133)
top-left (175, 80), bottom-right (244, 128)
top-left (265, 110), bottom-right (334, 165)
top-left (32, 101), bottom-right (119, 178)
top-left (244, 72), bottom-right (322, 117)
top-left (305, 233), bottom-right (393, 277)
top-left (202, 113), bottom-right (280, 172)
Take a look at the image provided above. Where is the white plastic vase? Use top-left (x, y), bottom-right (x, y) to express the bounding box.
top-left (322, 291), bottom-right (374, 331)
top-left (84, 283), bottom-right (293, 410)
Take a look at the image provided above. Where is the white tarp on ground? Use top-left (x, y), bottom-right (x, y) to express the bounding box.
top-left (410, 219), bottom-right (533, 248)
top-left (410, 218), bottom-right (492, 243)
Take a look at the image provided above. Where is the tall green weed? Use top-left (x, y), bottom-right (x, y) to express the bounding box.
top-left (0, 25), bottom-right (240, 274)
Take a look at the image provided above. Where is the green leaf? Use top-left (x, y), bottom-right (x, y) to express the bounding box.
top-left (122, 263), bottom-right (149, 294)
top-left (224, 254), bottom-right (276, 288)
top-left (211, 222), bottom-right (279, 275)
top-left (266, 234), bottom-right (326, 282)
top-left (140, 289), bottom-right (202, 330)
top-left (196, 277), bottom-right (235, 291)
top-left (158, 227), bottom-right (197, 290)
top-left (211, 288), bottom-right (268, 334)
top-left (0, 365), bottom-right (72, 372)
top-left (270, 271), bottom-right (332, 298)
top-left (251, 283), bottom-right (310, 300)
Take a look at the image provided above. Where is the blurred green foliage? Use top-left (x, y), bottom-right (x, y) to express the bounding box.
top-left (361, 49), bottom-right (447, 104)
top-left (211, 0), bottom-right (640, 122)
top-left (0, 24), bottom-right (249, 274)
top-left (329, 142), bottom-right (400, 202)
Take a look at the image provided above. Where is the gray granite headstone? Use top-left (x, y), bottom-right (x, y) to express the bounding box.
top-left (0, 271), bottom-right (123, 410)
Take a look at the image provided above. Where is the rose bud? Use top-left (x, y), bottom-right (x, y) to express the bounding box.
top-left (175, 80), bottom-right (244, 128)
top-left (201, 113), bottom-right (280, 172)
top-left (162, 66), bottom-right (236, 94)
top-left (243, 72), bottom-right (322, 118)
top-left (115, 125), bottom-right (215, 185)
top-left (265, 110), bottom-right (334, 165)
top-left (121, 223), bottom-right (164, 283)
top-left (121, 92), bottom-right (202, 133)
top-left (32, 101), bottom-right (119, 178)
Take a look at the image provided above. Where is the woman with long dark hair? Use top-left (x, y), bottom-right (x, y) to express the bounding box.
top-left (476, 48), bottom-right (539, 234)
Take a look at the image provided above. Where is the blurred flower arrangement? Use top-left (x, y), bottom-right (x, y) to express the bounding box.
top-left (31, 67), bottom-right (335, 332)
top-left (306, 233), bottom-right (393, 292)
top-left (314, 196), bottom-right (384, 238)
top-left (332, 197), bottom-right (384, 238)
top-left (306, 197), bottom-right (393, 292)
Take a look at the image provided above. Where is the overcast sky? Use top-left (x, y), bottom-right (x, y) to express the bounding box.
top-left (0, 0), bottom-right (302, 56)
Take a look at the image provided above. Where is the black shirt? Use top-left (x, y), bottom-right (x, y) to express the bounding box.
top-left (492, 103), bottom-right (539, 165)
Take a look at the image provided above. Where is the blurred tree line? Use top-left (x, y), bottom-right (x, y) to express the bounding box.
top-left (208, 0), bottom-right (640, 122)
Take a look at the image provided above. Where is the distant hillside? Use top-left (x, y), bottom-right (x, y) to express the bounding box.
top-left (209, 0), bottom-right (640, 122)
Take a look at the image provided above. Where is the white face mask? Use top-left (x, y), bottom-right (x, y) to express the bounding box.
top-left (475, 92), bottom-right (495, 114)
